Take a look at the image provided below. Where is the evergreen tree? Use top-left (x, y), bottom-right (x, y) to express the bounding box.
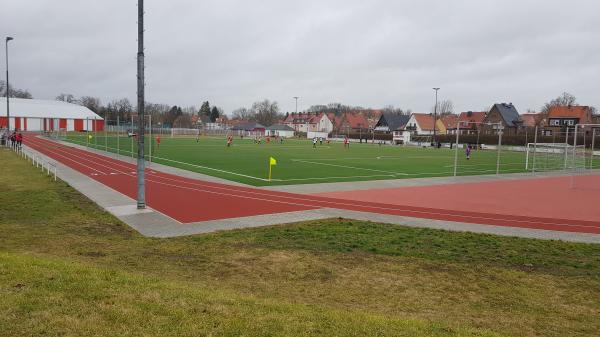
top-left (199, 101), bottom-right (211, 116)
top-left (210, 106), bottom-right (220, 122)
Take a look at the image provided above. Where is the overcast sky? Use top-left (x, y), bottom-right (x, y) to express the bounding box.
top-left (1, 0), bottom-right (599, 114)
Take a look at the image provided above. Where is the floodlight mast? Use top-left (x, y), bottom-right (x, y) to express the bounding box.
top-left (136, 0), bottom-right (146, 209)
top-left (5, 37), bottom-right (14, 134)
top-left (293, 96), bottom-right (299, 114)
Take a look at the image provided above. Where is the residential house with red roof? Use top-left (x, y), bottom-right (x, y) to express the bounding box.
top-left (337, 112), bottom-right (369, 134)
top-left (283, 112), bottom-right (333, 134)
top-left (544, 106), bottom-right (593, 135)
top-left (450, 111), bottom-right (487, 135)
top-left (405, 113), bottom-right (443, 136)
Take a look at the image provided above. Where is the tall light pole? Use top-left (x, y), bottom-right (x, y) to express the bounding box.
top-left (432, 88), bottom-right (440, 147)
top-left (5, 37), bottom-right (13, 134)
top-left (136, 0), bottom-right (146, 209)
top-left (293, 96), bottom-right (299, 114)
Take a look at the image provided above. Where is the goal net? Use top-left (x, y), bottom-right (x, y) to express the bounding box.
top-left (525, 143), bottom-right (587, 172)
top-left (170, 128), bottom-right (201, 138)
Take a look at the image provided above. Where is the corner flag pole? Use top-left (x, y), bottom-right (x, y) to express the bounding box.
top-left (268, 157), bottom-right (277, 182)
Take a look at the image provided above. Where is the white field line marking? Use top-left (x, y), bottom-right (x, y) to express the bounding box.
top-left (62, 138), bottom-right (525, 183)
top-left (275, 174), bottom-right (397, 182)
top-left (45, 142), bottom-right (401, 188)
top-left (291, 159), bottom-right (410, 176)
top-left (32, 139), bottom-right (600, 230)
top-left (442, 162), bottom-right (525, 168)
top-left (65, 138), bottom-right (269, 181)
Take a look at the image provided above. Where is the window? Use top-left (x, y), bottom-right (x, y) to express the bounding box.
top-left (550, 119), bottom-right (560, 126)
top-left (566, 120), bottom-right (575, 126)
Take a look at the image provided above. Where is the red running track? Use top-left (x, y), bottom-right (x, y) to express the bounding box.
top-left (26, 136), bottom-right (600, 235)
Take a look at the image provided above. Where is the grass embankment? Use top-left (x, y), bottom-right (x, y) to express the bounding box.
top-left (1, 148), bottom-right (599, 337)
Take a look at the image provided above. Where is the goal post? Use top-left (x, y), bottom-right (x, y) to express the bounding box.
top-left (525, 143), bottom-right (586, 172)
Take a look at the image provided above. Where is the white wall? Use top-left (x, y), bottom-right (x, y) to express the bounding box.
top-left (26, 118), bottom-right (43, 131)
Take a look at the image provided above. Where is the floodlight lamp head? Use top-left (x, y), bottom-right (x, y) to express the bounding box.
top-left (6, 37), bottom-right (13, 42)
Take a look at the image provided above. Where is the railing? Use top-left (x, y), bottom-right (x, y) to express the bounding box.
top-left (9, 145), bottom-right (58, 181)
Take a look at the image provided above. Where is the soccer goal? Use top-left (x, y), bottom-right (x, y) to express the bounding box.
top-left (170, 128), bottom-right (201, 138)
top-left (525, 143), bottom-right (586, 172)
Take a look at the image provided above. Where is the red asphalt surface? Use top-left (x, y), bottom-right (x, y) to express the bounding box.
top-left (26, 136), bottom-right (600, 235)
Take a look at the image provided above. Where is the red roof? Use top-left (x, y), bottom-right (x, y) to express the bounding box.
top-left (457, 111), bottom-right (486, 128)
top-left (548, 106), bottom-right (591, 120)
top-left (412, 113), bottom-right (437, 131)
top-left (520, 113), bottom-right (540, 128)
top-left (343, 112), bottom-right (368, 129)
top-left (440, 114), bottom-right (459, 129)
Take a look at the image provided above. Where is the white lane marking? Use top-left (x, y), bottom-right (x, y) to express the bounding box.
top-left (30, 138), bottom-right (600, 231)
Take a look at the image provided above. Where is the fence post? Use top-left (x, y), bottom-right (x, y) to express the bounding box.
top-left (591, 130), bottom-right (596, 169)
top-left (496, 128), bottom-right (502, 175)
top-left (532, 126), bottom-right (538, 173)
top-left (453, 128), bottom-right (460, 177)
top-left (131, 115), bottom-right (134, 158)
top-left (117, 116), bottom-right (120, 157)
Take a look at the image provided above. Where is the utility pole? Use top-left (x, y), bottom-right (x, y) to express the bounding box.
top-left (5, 37), bottom-right (13, 134)
top-left (136, 0), bottom-right (146, 209)
top-left (432, 88), bottom-right (440, 147)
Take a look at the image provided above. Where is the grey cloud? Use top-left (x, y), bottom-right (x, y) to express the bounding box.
top-left (1, 0), bottom-right (598, 114)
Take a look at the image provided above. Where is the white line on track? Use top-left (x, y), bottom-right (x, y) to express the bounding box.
top-left (28, 137), bottom-right (600, 231)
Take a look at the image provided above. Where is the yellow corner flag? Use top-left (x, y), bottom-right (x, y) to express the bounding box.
top-left (268, 157), bottom-right (277, 181)
top-left (88, 134), bottom-right (93, 140)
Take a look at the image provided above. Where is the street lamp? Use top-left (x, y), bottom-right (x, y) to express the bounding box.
top-left (5, 36), bottom-right (14, 134)
top-left (293, 96), bottom-right (299, 114)
top-left (432, 88), bottom-right (440, 147)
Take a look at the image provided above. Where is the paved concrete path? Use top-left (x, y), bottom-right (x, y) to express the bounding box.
top-left (16, 140), bottom-right (600, 243)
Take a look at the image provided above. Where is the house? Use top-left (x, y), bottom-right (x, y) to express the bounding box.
top-left (265, 124), bottom-right (295, 138)
top-left (451, 111), bottom-right (487, 135)
top-left (374, 113), bottom-right (411, 132)
top-left (405, 113), bottom-right (442, 136)
top-left (437, 114), bottom-right (459, 135)
top-left (482, 103), bottom-right (521, 135)
top-left (546, 106), bottom-right (593, 131)
top-left (337, 112), bottom-right (369, 134)
top-left (520, 113), bottom-right (542, 129)
top-left (230, 121), bottom-right (265, 135)
top-left (283, 113), bottom-right (333, 134)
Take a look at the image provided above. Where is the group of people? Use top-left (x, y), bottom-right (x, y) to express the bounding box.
top-left (1, 129), bottom-right (24, 150)
top-left (312, 137), bottom-right (325, 148)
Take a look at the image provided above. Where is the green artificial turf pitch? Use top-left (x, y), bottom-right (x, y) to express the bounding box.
top-left (63, 133), bottom-right (531, 186)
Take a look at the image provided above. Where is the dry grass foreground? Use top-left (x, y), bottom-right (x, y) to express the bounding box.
top-left (0, 148), bottom-right (599, 337)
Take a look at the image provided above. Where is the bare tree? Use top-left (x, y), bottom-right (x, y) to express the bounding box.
top-left (173, 114), bottom-right (193, 128)
top-left (55, 93), bottom-right (77, 103)
top-left (231, 107), bottom-right (255, 120)
top-left (0, 81), bottom-right (33, 98)
top-left (432, 99), bottom-right (454, 116)
top-left (251, 99), bottom-right (281, 126)
top-left (78, 96), bottom-right (102, 113)
top-left (541, 92), bottom-right (578, 113)
top-left (382, 105), bottom-right (406, 115)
